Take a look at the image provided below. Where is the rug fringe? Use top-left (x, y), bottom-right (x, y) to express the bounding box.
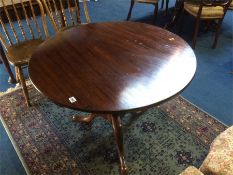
top-left (0, 86), bottom-right (18, 96)
top-left (0, 80), bottom-right (32, 97)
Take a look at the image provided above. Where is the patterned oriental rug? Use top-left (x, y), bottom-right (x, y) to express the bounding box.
top-left (0, 86), bottom-right (226, 175)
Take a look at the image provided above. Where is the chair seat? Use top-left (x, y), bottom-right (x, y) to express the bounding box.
top-left (229, 0), bottom-right (233, 9)
top-left (135, 0), bottom-right (159, 4)
top-left (179, 166), bottom-right (204, 175)
top-left (6, 39), bottom-right (44, 66)
top-left (184, 2), bottom-right (224, 19)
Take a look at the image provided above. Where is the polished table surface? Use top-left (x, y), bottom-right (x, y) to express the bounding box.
top-left (29, 21), bottom-right (196, 113)
top-left (29, 21), bottom-right (196, 175)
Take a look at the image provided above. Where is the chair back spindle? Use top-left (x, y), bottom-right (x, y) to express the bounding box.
top-left (42, 0), bottom-right (90, 31)
top-left (11, 0), bottom-right (27, 40)
top-left (0, 0), bottom-right (49, 50)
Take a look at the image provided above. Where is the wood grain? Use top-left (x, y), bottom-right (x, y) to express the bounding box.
top-left (29, 22), bottom-right (196, 113)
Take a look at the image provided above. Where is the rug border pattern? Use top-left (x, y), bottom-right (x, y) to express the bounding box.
top-left (0, 87), bottom-right (228, 175)
top-left (180, 96), bottom-right (228, 127)
top-left (0, 113), bottom-right (31, 175)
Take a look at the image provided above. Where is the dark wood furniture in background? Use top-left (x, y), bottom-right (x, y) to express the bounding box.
top-left (165, 0), bottom-right (232, 49)
top-left (160, 0), bottom-right (169, 14)
top-left (29, 21), bottom-right (197, 175)
top-left (127, 0), bottom-right (159, 23)
top-left (126, 0), bottom-right (170, 23)
top-left (182, 0), bottom-right (232, 49)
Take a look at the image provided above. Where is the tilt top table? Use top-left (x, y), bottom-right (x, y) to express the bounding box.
top-left (29, 21), bottom-right (196, 175)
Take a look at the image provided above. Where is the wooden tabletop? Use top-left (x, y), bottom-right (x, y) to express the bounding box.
top-left (29, 21), bottom-right (196, 114)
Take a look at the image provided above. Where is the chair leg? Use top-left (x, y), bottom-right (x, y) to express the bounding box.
top-left (204, 21), bottom-right (211, 33)
top-left (0, 44), bottom-right (16, 84)
top-left (15, 66), bottom-right (20, 83)
top-left (178, 11), bottom-right (184, 34)
top-left (192, 18), bottom-right (201, 49)
top-left (153, 3), bottom-right (158, 23)
top-left (17, 66), bottom-right (30, 107)
top-left (161, 0), bottom-right (164, 9)
top-left (165, 0), bottom-right (169, 15)
top-left (127, 0), bottom-right (135, 20)
top-left (212, 19), bottom-right (223, 49)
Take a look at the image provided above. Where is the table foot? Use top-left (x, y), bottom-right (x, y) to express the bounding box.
top-left (131, 109), bottom-right (148, 117)
top-left (73, 113), bottom-right (128, 175)
top-left (72, 114), bottom-right (97, 123)
top-left (111, 114), bottom-right (128, 175)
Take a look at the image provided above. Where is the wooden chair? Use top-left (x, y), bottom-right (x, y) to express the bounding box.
top-left (181, 0), bottom-right (232, 49)
top-left (0, 0), bottom-right (50, 106)
top-left (41, 0), bottom-right (90, 31)
top-left (126, 0), bottom-right (159, 23)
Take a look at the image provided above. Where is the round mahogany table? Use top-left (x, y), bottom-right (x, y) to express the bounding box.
top-left (29, 21), bottom-right (196, 175)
